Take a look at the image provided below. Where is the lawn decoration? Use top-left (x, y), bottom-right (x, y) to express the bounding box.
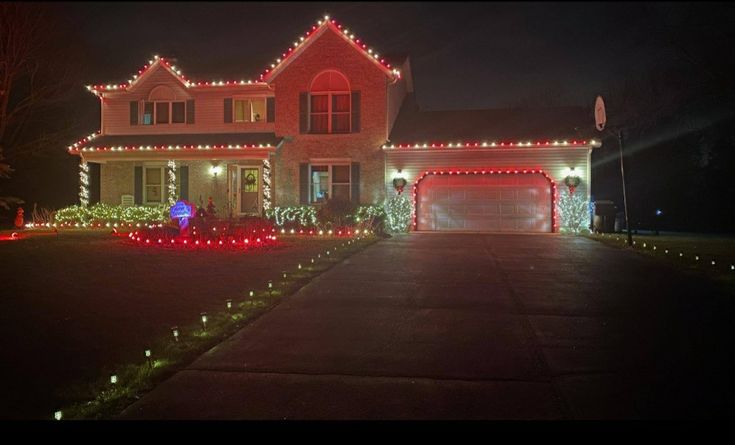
top-left (169, 200), bottom-right (196, 237)
top-left (14, 207), bottom-right (24, 228)
top-left (206, 197), bottom-right (217, 217)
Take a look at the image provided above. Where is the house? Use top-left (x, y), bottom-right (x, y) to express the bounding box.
top-left (68, 15), bottom-right (599, 233)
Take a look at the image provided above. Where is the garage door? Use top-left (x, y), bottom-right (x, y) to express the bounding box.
top-left (416, 173), bottom-right (552, 232)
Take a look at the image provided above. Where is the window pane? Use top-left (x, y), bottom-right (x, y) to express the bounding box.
top-left (332, 114), bottom-right (350, 133)
top-left (171, 102), bottom-right (185, 123)
top-left (146, 168), bottom-right (161, 185)
top-left (311, 167), bottom-right (329, 202)
top-left (143, 102), bottom-right (154, 125)
top-left (333, 94), bottom-right (350, 112)
top-left (251, 99), bottom-right (265, 122)
top-left (332, 184), bottom-right (350, 201)
top-left (310, 114), bottom-right (329, 133)
top-left (332, 165), bottom-right (350, 183)
top-left (234, 100), bottom-right (248, 122)
top-left (155, 102), bottom-right (169, 124)
top-left (147, 186), bottom-right (162, 202)
top-left (310, 95), bottom-right (328, 112)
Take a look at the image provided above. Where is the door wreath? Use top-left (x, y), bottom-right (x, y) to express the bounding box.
top-left (244, 172), bottom-right (257, 186)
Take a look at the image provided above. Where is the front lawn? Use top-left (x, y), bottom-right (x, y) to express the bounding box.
top-left (0, 230), bottom-right (373, 419)
top-left (588, 232), bottom-right (735, 292)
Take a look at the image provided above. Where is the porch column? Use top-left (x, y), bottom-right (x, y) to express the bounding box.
top-left (79, 158), bottom-right (89, 207)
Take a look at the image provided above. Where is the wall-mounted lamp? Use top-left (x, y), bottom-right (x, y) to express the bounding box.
top-left (563, 167), bottom-right (581, 194)
top-left (210, 165), bottom-right (222, 178)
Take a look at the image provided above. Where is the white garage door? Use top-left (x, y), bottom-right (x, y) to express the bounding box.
top-left (416, 173), bottom-right (552, 232)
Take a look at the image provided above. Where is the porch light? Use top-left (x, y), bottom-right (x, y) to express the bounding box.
top-left (210, 165), bottom-right (222, 177)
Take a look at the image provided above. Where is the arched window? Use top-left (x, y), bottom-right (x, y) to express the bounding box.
top-left (141, 85), bottom-right (187, 125)
top-left (309, 71), bottom-right (351, 134)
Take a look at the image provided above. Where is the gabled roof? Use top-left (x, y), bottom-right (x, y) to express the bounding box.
top-left (261, 15), bottom-right (400, 83)
top-left (388, 93), bottom-right (598, 147)
top-left (85, 15), bottom-right (400, 96)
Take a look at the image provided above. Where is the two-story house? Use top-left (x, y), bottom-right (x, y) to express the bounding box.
top-left (68, 15), bottom-right (599, 233)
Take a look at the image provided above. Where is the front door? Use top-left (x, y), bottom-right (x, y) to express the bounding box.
top-left (238, 166), bottom-right (261, 215)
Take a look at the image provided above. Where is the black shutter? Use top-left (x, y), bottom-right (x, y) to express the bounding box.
top-left (179, 166), bottom-right (189, 200)
top-left (89, 163), bottom-right (101, 205)
top-left (299, 93), bottom-right (308, 134)
top-left (134, 166), bottom-right (143, 204)
top-left (186, 100), bottom-right (195, 124)
top-left (224, 98), bottom-right (233, 123)
top-left (351, 91), bottom-right (360, 133)
top-left (351, 162), bottom-right (360, 204)
top-left (266, 97), bottom-right (275, 122)
top-left (129, 101), bottom-right (138, 125)
top-left (299, 163), bottom-right (309, 204)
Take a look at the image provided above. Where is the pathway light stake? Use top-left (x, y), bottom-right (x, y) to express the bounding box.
top-left (226, 299), bottom-right (233, 310)
top-left (172, 326), bottom-right (180, 342)
top-left (268, 280), bottom-right (273, 297)
top-left (282, 271), bottom-right (287, 279)
top-left (249, 290), bottom-right (254, 298)
top-left (311, 258), bottom-right (315, 264)
top-left (200, 313), bottom-right (208, 331)
top-left (145, 349), bottom-right (152, 368)
top-left (110, 375), bottom-right (118, 385)
top-left (54, 411), bottom-right (62, 421)
top-left (298, 263), bottom-right (302, 270)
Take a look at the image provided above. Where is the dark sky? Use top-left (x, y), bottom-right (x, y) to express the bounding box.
top-left (53, 1), bottom-right (668, 111)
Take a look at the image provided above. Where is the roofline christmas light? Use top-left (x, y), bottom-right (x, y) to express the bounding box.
top-left (68, 143), bottom-right (276, 153)
top-left (382, 140), bottom-right (600, 150)
top-left (85, 15), bottom-right (399, 96)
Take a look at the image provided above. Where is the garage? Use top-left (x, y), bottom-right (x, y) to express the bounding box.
top-left (415, 172), bottom-right (553, 232)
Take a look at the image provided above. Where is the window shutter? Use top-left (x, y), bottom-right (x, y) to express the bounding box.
top-left (299, 93), bottom-right (308, 134)
top-left (266, 97), bottom-right (275, 122)
top-left (224, 98), bottom-right (233, 123)
top-left (179, 166), bottom-right (189, 200)
top-left (299, 163), bottom-right (309, 204)
top-left (351, 91), bottom-right (360, 133)
top-left (186, 100), bottom-right (195, 124)
top-left (351, 162), bottom-right (360, 204)
top-left (129, 101), bottom-right (138, 125)
top-left (134, 166), bottom-right (143, 205)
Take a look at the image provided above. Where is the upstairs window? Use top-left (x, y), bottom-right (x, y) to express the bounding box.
top-left (143, 101), bottom-right (186, 125)
top-left (309, 71), bottom-right (351, 134)
top-left (234, 98), bottom-right (266, 122)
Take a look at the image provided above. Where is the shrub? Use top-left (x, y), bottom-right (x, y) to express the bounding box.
top-left (317, 198), bottom-right (356, 228)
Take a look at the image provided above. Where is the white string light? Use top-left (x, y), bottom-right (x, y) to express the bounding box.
top-left (79, 160), bottom-right (90, 207)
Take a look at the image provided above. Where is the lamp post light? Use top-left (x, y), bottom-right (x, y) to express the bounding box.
top-left (145, 349), bottom-right (152, 368)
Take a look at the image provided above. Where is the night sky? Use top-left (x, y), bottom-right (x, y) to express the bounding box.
top-left (3, 2), bottom-right (734, 230)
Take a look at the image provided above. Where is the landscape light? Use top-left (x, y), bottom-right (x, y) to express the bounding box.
top-left (226, 299), bottom-right (233, 310)
top-left (54, 411), bottom-right (62, 421)
top-left (711, 261), bottom-right (716, 266)
top-left (145, 349), bottom-right (152, 367)
top-left (172, 326), bottom-right (180, 342)
top-left (200, 313), bottom-right (208, 330)
top-left (298, 263), bottom-right (302, 270)
top-left (282, 271), bottom-right (287, 279)
top-left (249, 290), bottom-right (254, 298)
top-left (110, 375), bottom-right (117, 384)
top-left (311, 258), bottom-right (315, 263)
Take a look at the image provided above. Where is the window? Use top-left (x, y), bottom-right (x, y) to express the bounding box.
top-left (234, 98), bottom-right (266, 122)
top-left (310, 164), bottom-right (350, 203)
top-left (309, 71), bottom-right (351, 134)
top-left (144, 167), bottom-right (164, 204)
top-left (143, 101), bottom-right (186, 125)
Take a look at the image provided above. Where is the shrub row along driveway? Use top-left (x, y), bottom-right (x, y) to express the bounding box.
top-left (121, 233), bottom-right (735, 419)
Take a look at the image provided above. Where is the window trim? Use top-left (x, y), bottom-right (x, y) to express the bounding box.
top-left (232, 96), bottom-right (268, 123)
top-left (141, 101), bottom-right (188, 126)
top-left (143, 165), bottom-right (165, 205)
top-left (309, 92), bottom-right (351, 134)
top-left (309, 162), bottom-right (351, 203)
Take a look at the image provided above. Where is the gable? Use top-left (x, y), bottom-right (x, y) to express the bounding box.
top-left (262, 18), bottom-right (399, 83)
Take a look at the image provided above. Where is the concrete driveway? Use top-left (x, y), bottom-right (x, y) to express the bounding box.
top-left (120, 234), bottom-right (735, 419)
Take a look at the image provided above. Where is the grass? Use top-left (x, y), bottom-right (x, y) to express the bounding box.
top-left (588, 232), bottom-right (735, 293)
top-left (0, 229), bottom-right (376, 419)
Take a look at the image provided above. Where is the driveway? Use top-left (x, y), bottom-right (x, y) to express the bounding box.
top-left (120, 233), bottom-right (735, 419)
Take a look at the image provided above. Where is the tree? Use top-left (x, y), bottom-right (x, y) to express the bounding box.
top-left (0, 3), bottom-right (80, 210)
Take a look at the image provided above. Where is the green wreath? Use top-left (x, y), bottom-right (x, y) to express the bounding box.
top-left (244, 173), bottom-right (257, 186)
